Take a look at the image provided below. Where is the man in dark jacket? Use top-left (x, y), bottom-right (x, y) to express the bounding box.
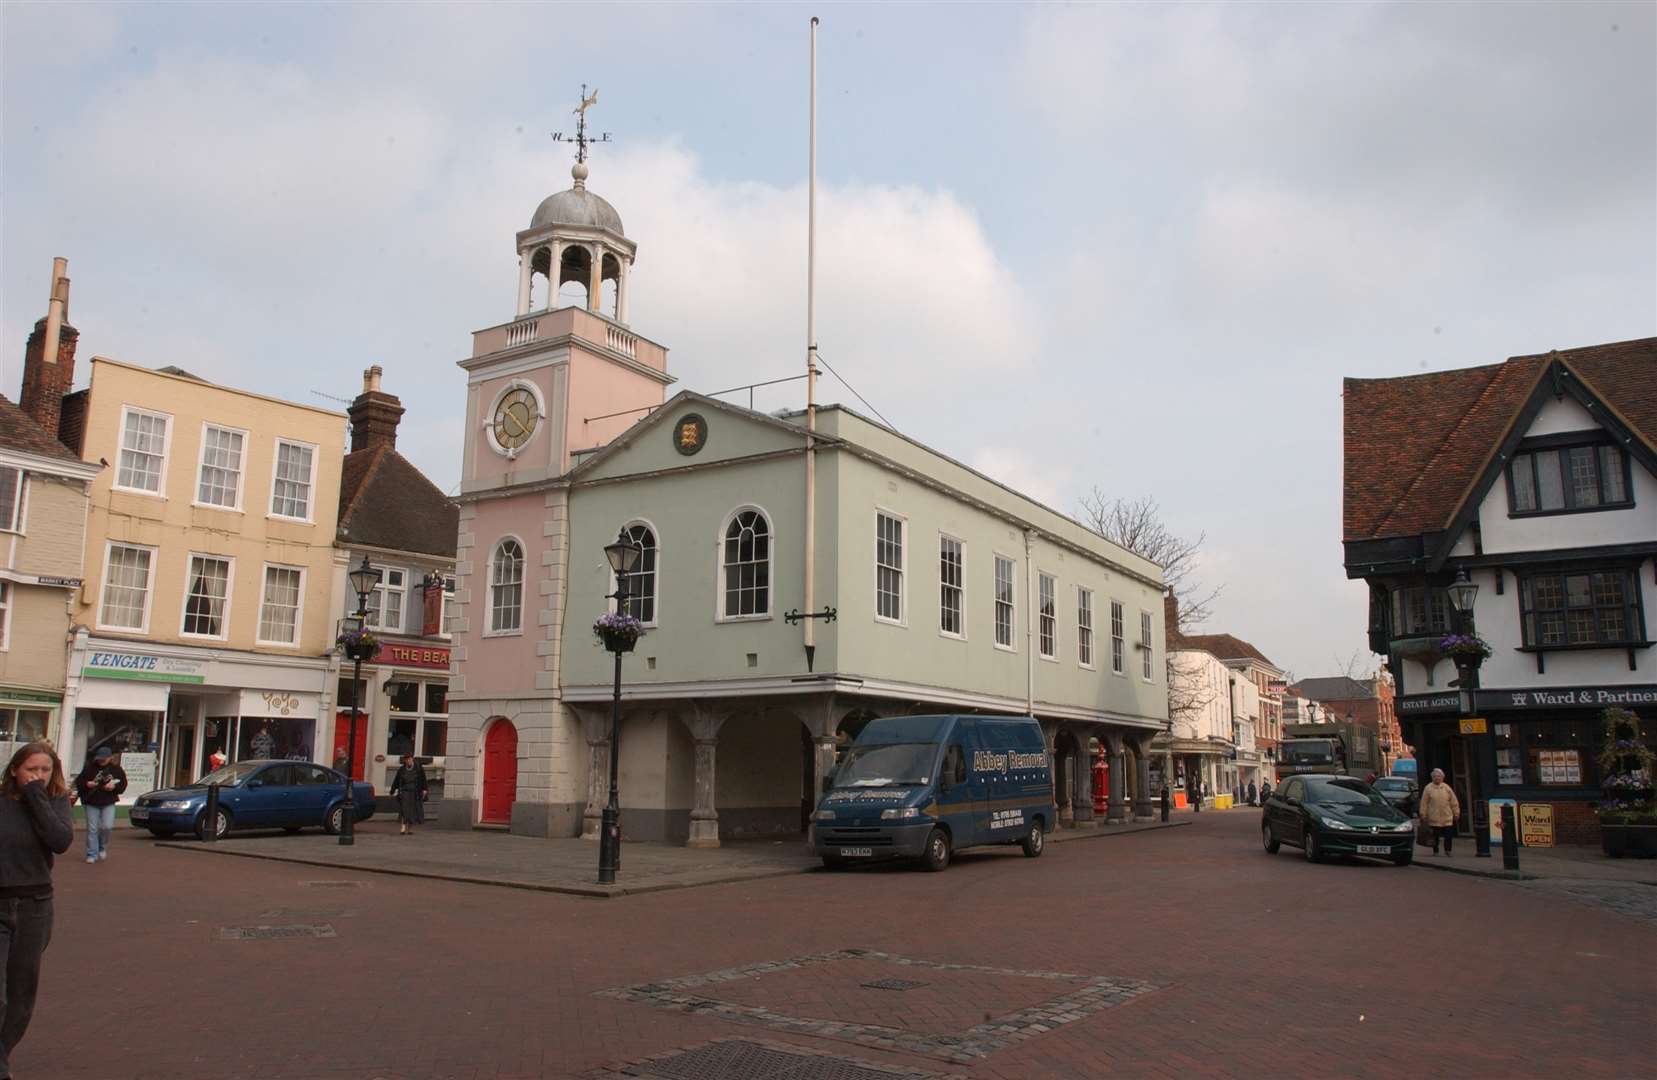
top-left (74, 747), bottom-right (127, 864)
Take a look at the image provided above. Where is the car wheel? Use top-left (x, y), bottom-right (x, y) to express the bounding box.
top-left (1021, 820), bottom-right (1045, 858)
top-left (1262, 820), bottom-right (1280, 854)
top-left (148, 827), bottom-right (175, 838)
top-left (195, 807), bottom-right (230, 841)
top-left (1393, 851), bottom-right (1413, 867)
top-left (921, 828), bottom-right (951, 872)
top-left (323, 805), bottom-right (346, 835)
top-left (1302, 826), bottom-right (1320, 863)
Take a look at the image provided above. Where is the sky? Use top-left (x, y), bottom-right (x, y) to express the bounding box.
top-left (4, 2), bottom-right (1653, 681)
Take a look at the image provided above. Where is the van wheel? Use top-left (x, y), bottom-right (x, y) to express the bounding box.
top-left (1021, 821), bottom-right (1045, 858)
top-left (921, 828), bottom-right (951, 872)
top-left (1262, 821), bottom-right (1280, 854)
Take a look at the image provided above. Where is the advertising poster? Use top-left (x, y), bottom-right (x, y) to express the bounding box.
top-left (1488, 797), bottom-right (1518, 846)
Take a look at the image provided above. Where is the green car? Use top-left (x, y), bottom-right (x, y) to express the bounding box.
top-left (1261, 774), bottom-right (1416, 866)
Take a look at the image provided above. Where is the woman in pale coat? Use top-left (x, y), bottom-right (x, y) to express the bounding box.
top-left (1419, 767), bottom-right (1461, 856)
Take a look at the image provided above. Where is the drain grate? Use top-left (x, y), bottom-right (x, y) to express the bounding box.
top-left (220, 924), bottom-right (336, 940)
top-left (618, 1038), bottom-right (937, 1080)
top-left (860, 978), bottom-right (927, 992)
top-left (302, 880), bottom-right (365, 889)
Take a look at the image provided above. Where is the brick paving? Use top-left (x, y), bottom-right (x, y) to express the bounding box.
top-left (14, 810), bottom-right (1654, 1079)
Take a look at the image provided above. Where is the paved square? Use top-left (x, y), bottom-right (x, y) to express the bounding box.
top-left (596, 948), bottom-right (1157, 1063)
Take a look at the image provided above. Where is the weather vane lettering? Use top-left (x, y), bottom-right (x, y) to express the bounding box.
top-left (552, 84), bottom-right (612, 165)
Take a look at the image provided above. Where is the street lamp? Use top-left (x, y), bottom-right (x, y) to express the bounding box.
top-left (597, 532), bottom-right (644, 885)
top-left (337, 555), bottom-right (382, 846)
top-left (1448, 568), bottom-right (1478, 626)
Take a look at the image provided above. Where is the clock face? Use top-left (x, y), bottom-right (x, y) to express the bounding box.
top-left (493, 388), bottom-right (539, 451)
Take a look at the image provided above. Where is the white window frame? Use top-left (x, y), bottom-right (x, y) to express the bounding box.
top-left (874, 508), bottom-right (906, 627)
top-left (608, 520), bottom-right (660, 627)
top-left (1110, 599), bottom-right (1125, 676)
top-left (993, 553), bottom-right (1017, 652)
top-left (268, 437), bottom-right (319, 523)
top-left (1077, 586), bottom-right (1095, 669)
top-left (114, 405), bottom-right (172, 497)
top-left (193, 422), bottom-right (248, 512)
top-left (96, 541), bottom-right (157, 633)
top-left (438, 574), bottom-right (456, 640)
top-left (485, 536), bottom-right (526, 637)
top-left (255, 562), bottom-right (306, 648)
top-left (1140, 609), bottom-right (1155, 682)
top-left (1038, 571), bottom-right (1058, 661)
top-left (716, 505), bottom-right (775, 622)
top-left (365, 567), bottom-right (408, 633)
top-left (0, 466), bottom-right (24, 534)
top-left (179, 552), bottom-right (234, 641)
top-left (939, 534), bottom-right (965, 640)
top-left (0, 581), bottom-right (10, 651)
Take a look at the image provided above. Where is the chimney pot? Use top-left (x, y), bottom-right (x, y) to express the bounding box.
top-left (348, 367), bottom-right (404, 453)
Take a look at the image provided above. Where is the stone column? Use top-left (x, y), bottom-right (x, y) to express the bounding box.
top-left (580, 711), bottom-right (609, 841)
top-left (1072, 730), bottom-right (1095, 825)
top-left (616, 259), bottom-right (630, 323)
top-left (588, 244), bottom-right (603, 312)
top-left (516, 251), bottom-right (532, 316)
top-left (681, 708), bottom-right (727, 849)
top-left (548, 241), bottom-right (564, 310)
top-left (1040, 720), bottom-right (1060, 829)
top-left (1105, 731), bottom-right (1128, 824)
top-left (1132, 736), bottom-right (1156, 821)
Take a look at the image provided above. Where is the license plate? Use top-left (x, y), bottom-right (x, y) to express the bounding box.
top-left (839, 847), bottom-right (873, 857)
top-left (130, 808), bottom-right (149, 821)
top-left (1357, 844), bottom-right (1391, 854)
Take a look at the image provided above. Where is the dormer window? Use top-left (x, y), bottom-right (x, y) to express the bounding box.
top-left (1507, 434), bottom-right (1631, 516)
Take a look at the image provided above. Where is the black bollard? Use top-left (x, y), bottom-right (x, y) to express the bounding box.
top-left (1160, 786), bottom-right (1171, 822)
top-left (1500, 803), bottom-right (1520, 871)
top-left (203, 783), bottom-right (221, 843)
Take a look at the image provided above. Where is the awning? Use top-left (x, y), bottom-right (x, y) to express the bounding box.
top-left (74, 679), bottom-right (170, 712)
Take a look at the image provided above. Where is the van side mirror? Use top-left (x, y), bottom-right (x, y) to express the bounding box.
top-left (820, 771), bottom-right (835, 795)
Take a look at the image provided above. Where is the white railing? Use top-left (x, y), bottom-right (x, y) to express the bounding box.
top-left (605, 325), bottom-right (636, 358)
top-left (506, 319), bottom-right (539, 347)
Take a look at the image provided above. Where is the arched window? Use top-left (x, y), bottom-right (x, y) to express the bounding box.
top-left (720, 508), bottom-right (771, 618)
top-left (616, 522), bottom-right (657, 624)
top-left (489, 538), bottom-right (524, 634)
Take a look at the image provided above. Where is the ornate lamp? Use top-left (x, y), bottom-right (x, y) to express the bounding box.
top-left (348, 555), bottom-right (383, 613)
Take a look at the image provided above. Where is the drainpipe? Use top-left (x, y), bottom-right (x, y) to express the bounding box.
top-left (1024, 529), bottom-right (1035, 716)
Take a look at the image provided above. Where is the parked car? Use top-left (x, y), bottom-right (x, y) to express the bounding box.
top-left (1260, 774), bottom-right (1415, 866)
top-left (1371, 776), bottom-right (1419, 816)
top-left (130, 760), bottom-right (375, 840)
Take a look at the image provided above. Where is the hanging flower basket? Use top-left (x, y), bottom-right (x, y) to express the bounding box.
top-left (1437, 633), bottom-right (1492, 660)
top-left (594, 612), bottom-right (644, 654)
top-left (1595, 707), bottom-right (1656, 856)
top-left (335, 628), bottom-right (381, 661)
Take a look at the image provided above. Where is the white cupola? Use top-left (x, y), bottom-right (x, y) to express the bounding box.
top-left (515, 158), bottom-right (636, 323)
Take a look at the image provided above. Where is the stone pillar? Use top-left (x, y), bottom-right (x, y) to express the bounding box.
top-left (616, 259), bottom-right (630, 323)
top-left (548, 242), bottom-right (564, 310)
top-left (1132, 736), bottom-right (1156, 821)
top-left (516, 251), bottom-right (532, 316)
top-left (580, 711), bottom-right (609, 841)
top-left (588, 244), bottom-right (603, 312)
top-left (1040, 720), bottom-right (1060, 829)
top-left (681, 708), bottom-right (727, 849)
top-left (1072, 731), bottom-right (1095, 825)
top-left (1105, 731), bottom-right (1128, 824)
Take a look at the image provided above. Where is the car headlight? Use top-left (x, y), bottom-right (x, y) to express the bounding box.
top-left (812, 809), bottom-right (836, 822)
top-left (159, 800), bottom-right (195, 810)
top-left (1319, 815), bottom-right (1350, 830)
top-left (880, 807), bottom-right (921, 820)
top-left (1393, 821), bottom-right (1415, 832)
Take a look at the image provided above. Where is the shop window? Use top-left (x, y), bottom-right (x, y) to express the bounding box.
top-left (425, 683), bottom-right (448, 715)
top-left (387, 716), bottom-right (418, 757)
top-left (1510, 720), bottom-right (1597, 787)
top-left (387, 681), bottom-right (420, 713)
top-left (421, 720), bottom-right (449, 758)
top-left (0, 708), bottom-right (49, 745)
top-left (239, 718), bottom-right (314, 762)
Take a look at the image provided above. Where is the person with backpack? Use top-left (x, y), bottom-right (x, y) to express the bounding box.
top-left (74, 747), bottom-right (126, 864)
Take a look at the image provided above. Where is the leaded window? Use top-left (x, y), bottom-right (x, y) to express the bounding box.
top-left (721, 509), bottom-right (771, 618)
top-left (1520, 569), bottom-right (1641, 647)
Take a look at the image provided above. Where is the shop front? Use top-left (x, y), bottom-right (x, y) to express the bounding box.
top-left (0, 687), bottom-right (62, 763)
top-left (328, 638), bottom-right (450, 801)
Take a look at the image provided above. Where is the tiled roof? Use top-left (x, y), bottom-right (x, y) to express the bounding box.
top-left (336, 445), bottom-right (458, 559)
top-left (1173, 632), bottom-right (1273, 666)
top-left (1344, 337), bottom-right (1656, 542)
top-left (1292, 676), bottom-right (1377, 702)
top-left (0, 394), bottom-right (82, 463)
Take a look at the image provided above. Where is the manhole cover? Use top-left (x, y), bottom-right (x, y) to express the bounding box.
top-left (619, 1038), bottom-right (935, 1080)
top-left (860, 978), bottom-right (927, 991)
top-left (302, 880), bottom-right (365, 888)
top-left (220, 924), bottom-right (336, 940)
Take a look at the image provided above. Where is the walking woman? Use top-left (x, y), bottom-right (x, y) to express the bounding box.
top-left (389, 753), bottom-right (428, 836)
top-left (1, 741), bottom-right (73, 1078)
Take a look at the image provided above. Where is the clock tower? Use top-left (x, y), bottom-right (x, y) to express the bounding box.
top-left (445, 105), bottom-right (674, 836)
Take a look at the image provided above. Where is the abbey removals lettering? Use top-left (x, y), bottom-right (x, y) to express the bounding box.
top-left (972, 749), bottom-right (1045, 775)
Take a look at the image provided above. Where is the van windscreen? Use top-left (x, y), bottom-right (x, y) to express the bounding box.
top-left (834, 742), bottom-right (937, 788)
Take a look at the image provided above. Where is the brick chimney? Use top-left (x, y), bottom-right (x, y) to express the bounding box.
top-left (348, 365), bottom-right (405, 452)
top-left (1164, 588), bottom-right (1181, 643)
top-left (19, 259), bottom-right (77, 441)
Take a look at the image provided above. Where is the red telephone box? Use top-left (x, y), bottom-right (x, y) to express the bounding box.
top-left (331, 712), bottom-right (368, 780)
top-left (1092, 752), bottom-right (1110, 815)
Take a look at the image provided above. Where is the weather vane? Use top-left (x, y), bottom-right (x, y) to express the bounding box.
top-left (552, 84), bottom-right (612, 165)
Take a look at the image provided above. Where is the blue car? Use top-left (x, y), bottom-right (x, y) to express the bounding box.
top-left (130, 759), bottom-right (375, 840)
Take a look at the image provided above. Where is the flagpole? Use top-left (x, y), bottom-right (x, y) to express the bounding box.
top-left (803, 15), bottom-right (819, 672)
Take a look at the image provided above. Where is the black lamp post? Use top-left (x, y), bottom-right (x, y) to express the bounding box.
top-left (338, 555), bottom-right (382, 846)
top-left (1447, 568), bottom-right (1482, 692)
top-left (597, 532), bottom-right (643, 885)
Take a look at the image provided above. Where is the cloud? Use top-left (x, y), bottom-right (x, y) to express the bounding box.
top-left (968, 445), bottom-right (1067, 510)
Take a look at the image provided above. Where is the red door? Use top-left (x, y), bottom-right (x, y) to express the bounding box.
top-left (332, 712), bottom-right (368, 780)
top-left (481, 720), bottom-right (518, 825)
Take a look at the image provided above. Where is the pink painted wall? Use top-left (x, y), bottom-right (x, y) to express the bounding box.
top-left (566, 347), bottom-right (667, 454)
top-left (460, 493), bottom-right (549, 695)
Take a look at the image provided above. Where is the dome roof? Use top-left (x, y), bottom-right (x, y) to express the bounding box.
top-left (529, 187), bottom-right (625, 236)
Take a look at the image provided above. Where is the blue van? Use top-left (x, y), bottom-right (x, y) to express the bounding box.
top-left (811, 714), bottom-right (1053, 871)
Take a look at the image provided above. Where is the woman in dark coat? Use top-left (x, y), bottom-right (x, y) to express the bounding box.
top-left (2, 740), bottom-right (73, 1077)
top-left (388, 753), bottom-right (428, 835)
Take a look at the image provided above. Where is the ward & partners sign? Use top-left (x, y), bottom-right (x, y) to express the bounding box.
top-left (1474, 686), bottom-right (1657, 711)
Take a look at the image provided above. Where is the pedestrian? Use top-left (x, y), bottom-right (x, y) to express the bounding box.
top-left (1, 741), bottom-right (74, 1079)
top-left (389, 752), bottom-right (428, 836)
top-left (1261, 779), bottom-right (1273, 802)
top-left (1420, 767), bottom-right (1461, 856)
top-left (73, 747), bottom-right (126, 865)
top-left (332, 748), bottom-right (350, 775)
top-left (207, 748), bottom-right (227, 773)
top-left (1247, 779), bottom-right (1257, 806)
